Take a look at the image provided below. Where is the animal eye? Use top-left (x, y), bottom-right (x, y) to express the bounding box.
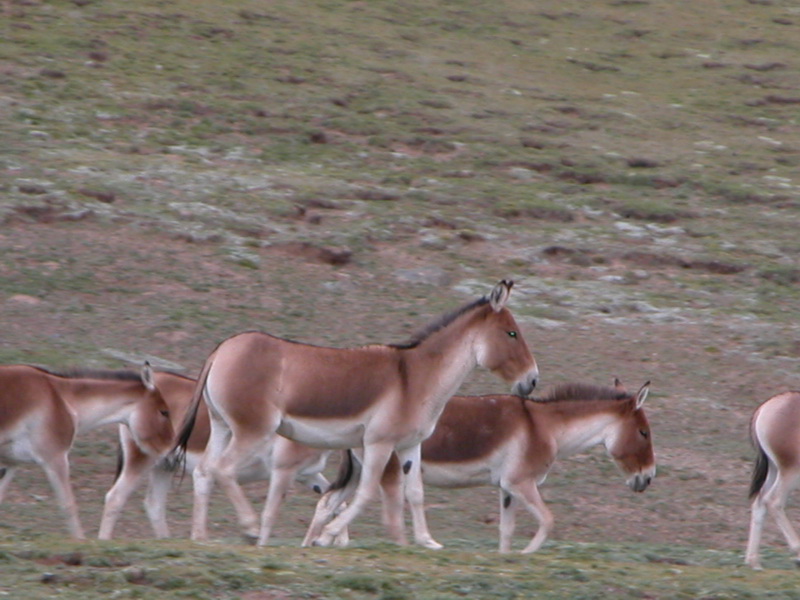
top-left (507, 331), bottom-right (517, 338)
top-left (639, 429), bottom-right (649, 439)
top-left (160, 409), bottom-right (170, 418)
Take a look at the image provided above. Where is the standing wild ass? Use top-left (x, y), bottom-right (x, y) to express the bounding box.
top-left (745, 390), bottom-right (800, 569)
top-left (175, 280), bottom-right (539, 547)
top-left (0, 363), bottom-right (173, 538)
top-left (304, 379), bottom-right (655, 552)
top-left (99, 371), bottom-right (337, 541)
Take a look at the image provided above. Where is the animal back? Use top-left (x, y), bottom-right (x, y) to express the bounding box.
top-left (422, 395), bottom-right (522, 463)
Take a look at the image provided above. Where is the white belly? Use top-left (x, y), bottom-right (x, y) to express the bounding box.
top-left (421, 460), bottom-right (491, 489)
top-left (277, 416), bottom-right (365, 449)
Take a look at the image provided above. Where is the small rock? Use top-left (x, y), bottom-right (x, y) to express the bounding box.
top-left (7, 294), bottom-right (42, 306)
top-left (508, 167), bottom-right (536, 180)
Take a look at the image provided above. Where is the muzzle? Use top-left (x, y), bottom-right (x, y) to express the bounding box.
top-left (512, 372), bottom-right (538, 397)
top-left (628, 472), bottom-right (654, 493)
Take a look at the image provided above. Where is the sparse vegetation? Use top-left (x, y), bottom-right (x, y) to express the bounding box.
top-left (1, 0), bottom-right (800, 598)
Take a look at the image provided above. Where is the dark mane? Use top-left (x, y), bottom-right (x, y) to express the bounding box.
top-left (389, 296), bottom-right (490, 350)
top-left (533, 383), bottom-right (630, 403)
top-left (40, 367), bottom-right (142, 382)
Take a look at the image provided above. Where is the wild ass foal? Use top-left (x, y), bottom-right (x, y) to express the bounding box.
top-left (745, 391), bottom-right (800, 569)
top-left (175, 280), bottom-right (539, 547)
top-left (0, 363), bottom-right (173, 538)
top-left (306, 379), bottom-right (655, 552)
top-left (99, 372), bottom-right (336, 541)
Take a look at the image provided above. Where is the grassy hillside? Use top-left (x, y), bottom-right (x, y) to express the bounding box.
top-left (1, 0), bottom-right (800, 598)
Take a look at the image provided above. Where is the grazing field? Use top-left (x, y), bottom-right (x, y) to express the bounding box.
top-left (1, 0), bottom-right (800, 597)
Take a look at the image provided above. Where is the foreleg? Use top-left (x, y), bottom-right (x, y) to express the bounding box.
top-left (99, 426), bottom-right (159, 539)
top-left (144, 460), bottom-right (179, 539)
top-left (41, 453), bottom-right (85, 540)
top-left (498, 490), bottom-right (519, 553)
top-left (397, 445), bottom-right (441, 549)
top-left (374, 452), bottom-right (407, 546)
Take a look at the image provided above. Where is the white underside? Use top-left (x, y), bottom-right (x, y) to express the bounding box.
top-left (277, 416), bottom-right (368, 450)
top-left (422, 460), bottom-right (491, 488)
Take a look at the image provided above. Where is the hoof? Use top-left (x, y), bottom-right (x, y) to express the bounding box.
top-left (312, 534), bottom-right (333, 548)
top-left (418, 538), bottom-right (444, 550)
top-left (242, 533), bottom-right (259, 546)
top-left (744, 559), bottom-right (763, 570)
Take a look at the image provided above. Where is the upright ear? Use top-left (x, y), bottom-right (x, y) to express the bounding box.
top-left (489, 279), bottom-right (514, 312)
top-left (635, 381), bottom-right (651, 409)
top-left (141, 360), bottom-right (156, 392)
top-left (613, 377), bottom-right (626, 391)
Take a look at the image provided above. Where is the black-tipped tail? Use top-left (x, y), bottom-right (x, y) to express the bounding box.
top-left (749, 444), bottom-right (769, 500)
top-left (172, 350), bottom-right (216, 475)
top-left (327, 449), bottom-right (358, 492)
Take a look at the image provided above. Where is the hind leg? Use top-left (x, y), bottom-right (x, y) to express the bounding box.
top-left (503, 478), bottom-right (553, 554)
top-left (257, 463), bottom-right (297, 546)
top-left (258, 441), bottom-right (335, 546)
top-left (191, 427), bottom-right (224, 541)
top-left (197, 428), bottom-right (271, 540)
top-left (764, 468), bottom-right (800, 567)
top-left (0, 467), bottom-right (17, 504)
top-left (745, 462), bottom-right (778, 569)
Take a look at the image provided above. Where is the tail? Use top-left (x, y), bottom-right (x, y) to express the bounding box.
top-left (327, 449), bottom-right (358, 492)
top-left (172, 350), bottom-right (216, 473)
top-left (749, 415), bottom-right (769, 500)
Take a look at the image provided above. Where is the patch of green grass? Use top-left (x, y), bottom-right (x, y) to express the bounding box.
top-left (1, 534), bottom-right (799, 600)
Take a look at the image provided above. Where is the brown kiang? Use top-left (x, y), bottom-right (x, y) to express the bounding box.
top-left (746, 390), bottom-right (800, 569)
top-left (307, 379), bottom-right (655, 553)
top-left (99, 370), bottom-right (336, 541)
top-left (0, 363), bottom-right (173, 538)
top-left (174, 280), bottom-right (539, 547)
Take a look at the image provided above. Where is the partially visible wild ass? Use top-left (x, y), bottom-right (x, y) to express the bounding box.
top-left (304, 379), bottom-right (655, 552)
top-left (175, 280), bottom-right (539, 547)
top-left (0, 363), bottom-right (173, 539)
top-left (745, 390), bottom-right (800, 569)
top-left (99, 371), bottom-right (337, 541)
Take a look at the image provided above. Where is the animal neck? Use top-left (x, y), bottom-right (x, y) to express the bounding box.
top-left (401, 318), bottom-right (480, 414)
top-left (548, 407), bottom-right (623, 458)
top-left (55, 378), bottom-right (142, 433)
